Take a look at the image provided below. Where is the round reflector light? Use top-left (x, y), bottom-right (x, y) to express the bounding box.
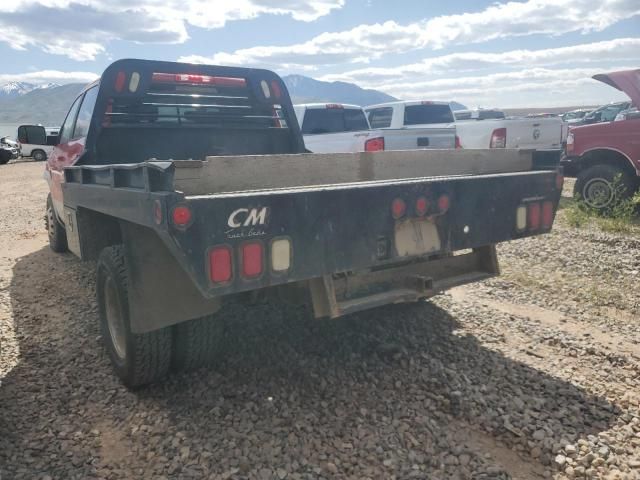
top-left (391, 198), bottom-right (406, 219)
top-left (172, 205), bottom-right (192, 227)
top-left (437, 194), bottom-right (450, 213)
top-left (415, 197), bottom-right (428, 216)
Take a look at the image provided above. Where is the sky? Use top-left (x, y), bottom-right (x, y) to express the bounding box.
top-left (0, 0), bottom-right (638, 108)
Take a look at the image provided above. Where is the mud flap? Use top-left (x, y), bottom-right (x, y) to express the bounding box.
top-left (120, 222), bottom-right (221, 333)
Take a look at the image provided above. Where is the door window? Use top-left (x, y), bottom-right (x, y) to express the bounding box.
top-left (58, 96), bottom-right (82, 144)
top-left (367, 107), bottom-right (393, 128)
top-left (73, 87), bottom-right (99, 139)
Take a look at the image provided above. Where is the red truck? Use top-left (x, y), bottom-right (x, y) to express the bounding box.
top-left (563, 69), bottom-right (640, 209)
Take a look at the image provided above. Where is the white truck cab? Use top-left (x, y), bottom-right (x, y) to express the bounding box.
top-left (365, 101), bottom-right (457, 150)
top-left (293, 103), bottom-right (384, 153)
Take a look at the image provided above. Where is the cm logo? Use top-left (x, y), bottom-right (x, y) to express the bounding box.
top-left (227, 207), bottom-right (269, 228)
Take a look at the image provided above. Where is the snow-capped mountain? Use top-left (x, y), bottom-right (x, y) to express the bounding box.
top-left (0, 81), bottom-right (61, 98)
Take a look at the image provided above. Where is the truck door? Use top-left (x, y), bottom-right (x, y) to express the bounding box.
top-left (47, 86), bottom-right (98, 220)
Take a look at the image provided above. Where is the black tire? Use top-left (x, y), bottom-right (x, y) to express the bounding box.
top-left (172, 314), bottom-right (225, 372)
top-left (32, 149), bottom-right (47, 162)
top-left (97, 245), bottom-right (172, 388)
top-left (574, 164), bottom-right (635, 210)
top-left (46, 194), bottom-right (68, 253)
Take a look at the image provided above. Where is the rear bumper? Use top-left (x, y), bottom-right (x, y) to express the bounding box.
top-left (310, 246), bottom-right (498, 318)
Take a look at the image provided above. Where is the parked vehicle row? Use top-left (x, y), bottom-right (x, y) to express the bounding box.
top-left (0, 124), bottom-right (60, 164)
top-left (296, 100), bottom-right (565, 157)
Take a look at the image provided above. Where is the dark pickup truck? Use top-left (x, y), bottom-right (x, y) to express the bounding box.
top-left (44, 59), bottom-right (563, 387)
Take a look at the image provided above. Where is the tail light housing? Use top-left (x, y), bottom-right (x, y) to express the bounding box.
top-left (209, 246), bottom-right (233, 284)
top-left (365, 137), bottom-right (385, 152)
top-left (325, 103), bottom-right (344, 109)
top-left (556, 172), bottom-right (564, 191)
top-left (455, 135), bottom-right (462, 149)
top-left (566, 132), bottom-right (574, 154)
top-left (489, 128), bottom-right (507, 148)
top-left (542, 201), bottom-right (554, 228)
top-left (527, 203), bottom-right (541, 230)
top-left (241, 241), bottom-right (264, 278)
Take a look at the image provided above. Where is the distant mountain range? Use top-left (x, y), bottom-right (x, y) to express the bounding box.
top-left (0, 81), bottom-right (61, 98)
top-left (0, 83), bottom-right (86, 125)
top-left (0, 75), bottom-right (467, 128)
top-left (282, 74), bottom-right (397, 106)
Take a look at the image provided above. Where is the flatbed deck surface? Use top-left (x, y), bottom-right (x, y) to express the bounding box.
top-left (173, 149), bottom-right (533, 195)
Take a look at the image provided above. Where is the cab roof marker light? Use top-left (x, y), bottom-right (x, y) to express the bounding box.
top-left (151, 73), bottom-right (246, 87)
top-left (129, 72), bottom-right (140, 93)
top-left (260, 80), bottom-right (271, 99)
top-left (270, 80), bottom-right (282, 99)
top-left (114, 71), bottom-right (126, 93)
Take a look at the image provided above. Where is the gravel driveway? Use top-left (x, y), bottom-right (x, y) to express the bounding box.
top-left (1, 161), bottom-right (639, 480)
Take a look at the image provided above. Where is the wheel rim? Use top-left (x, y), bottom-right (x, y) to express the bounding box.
top-left (104, 276), bottom-right (127, 360)
top-left (583, 177), bottom-right (615, 209)
top-left (34, 151), bottom-right (44, 161)
top-left (46, 206), bottom-right (56, 238)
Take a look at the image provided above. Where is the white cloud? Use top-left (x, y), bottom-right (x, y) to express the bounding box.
top-left (371, 67), bottom-right (634, 108)
top-left (0, 70), bottom-right (99, 85)
top-left (319, 38), bottom-right (640, 85)
top-left (182, 0), bottom-right (640, 69)
top-left (0, 0), bottom-right (344, 61)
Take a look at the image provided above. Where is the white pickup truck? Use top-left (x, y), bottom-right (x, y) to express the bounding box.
top-left (365, 101), bottom-right (459, 150)
top-left (294, 103), bottom-right (385, 153)
top-left (366, 102), bottom-right (564, 152)
top-left (453, 109), bottom-right (565, 150)
top-left (295, 103), bottom-right (456, 153)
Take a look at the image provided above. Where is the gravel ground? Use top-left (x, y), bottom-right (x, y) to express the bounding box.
top-left (1, 162), bottom-right (639, 480)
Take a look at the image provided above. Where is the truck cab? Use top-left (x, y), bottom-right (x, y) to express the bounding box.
top-left (563, 69), bottom-right (640, 209)
top-left (293, 103), bottom-right (384, 153)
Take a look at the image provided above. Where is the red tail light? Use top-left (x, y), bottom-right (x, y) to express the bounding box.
top-left (171, 205), bottom-right (192, 228)
top-left (365, 137), bottom-right (385, 152)
top-left (489, 128), bottom-right (507, 148)
top-left (542, 201), bottom-right (554, 228)
top-left (325, 103), bottom-right (344, 109)
top-left (415, 197), bottom-right (428, 216)
top-left (114, 71), bottom-right (126, 93)
top-left (151, 73), bottom-right (246, 87)
top-left (437, 194), bottom-right (450, 213)
top-left (527, 203), bottom-right (541, 230)
top-left (391, 198), bottom-right (406, 219)
top-left (556, 172), bottom-right (564, 191)
top-left (242, 242), bottom-right (264, 278)
top-left (455, 135), bottom-right (462, 149)
top-left (209, 246), bottom-right (232, 284)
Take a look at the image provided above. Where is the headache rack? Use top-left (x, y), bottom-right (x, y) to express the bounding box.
top-left (101, 62), bottom-right (290, 130)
